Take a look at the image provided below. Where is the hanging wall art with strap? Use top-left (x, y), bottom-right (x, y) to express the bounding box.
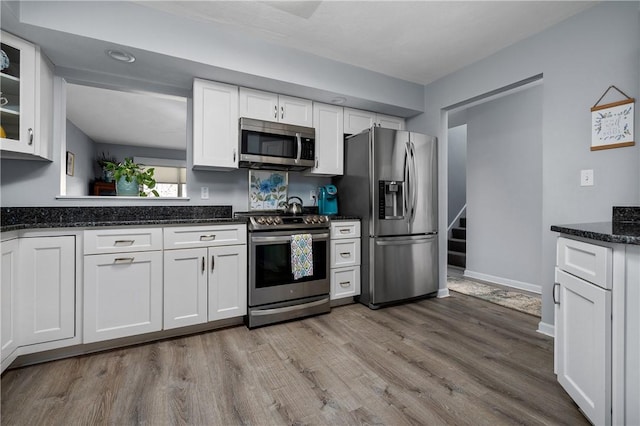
top-left (591, 85), bottom-right (635, 151)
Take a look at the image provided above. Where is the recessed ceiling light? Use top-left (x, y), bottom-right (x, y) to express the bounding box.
top-left (331, 97), bottom-right (346, 105)
top-left (106, 49), bottom-right (136, 63)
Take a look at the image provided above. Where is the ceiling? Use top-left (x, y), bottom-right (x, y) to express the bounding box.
top-left (137, 1), bottom-right (596, 85)
top-left (58, 1), bottom-right (596, 149)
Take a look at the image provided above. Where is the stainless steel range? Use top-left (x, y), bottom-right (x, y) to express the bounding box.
top-left (236, 211), bottom-right (331, 328)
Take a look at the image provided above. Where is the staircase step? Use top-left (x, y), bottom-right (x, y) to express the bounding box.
top-left (459, 217), bottom-right (466, 228)
top-left (452, 227), bottom-right (466, 239)
top-left (448, 238), bottom-right (466, 253)
top-left (448, 250), bottom-right (466, 268)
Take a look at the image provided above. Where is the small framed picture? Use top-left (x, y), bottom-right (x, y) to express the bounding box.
top-left (248, 170), bottom-right (288, 210)
top-left (66, 151), bottom-right (75, 176)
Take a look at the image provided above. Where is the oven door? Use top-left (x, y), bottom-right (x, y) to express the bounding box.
top-left (249, 229), bottom-right (329, 307)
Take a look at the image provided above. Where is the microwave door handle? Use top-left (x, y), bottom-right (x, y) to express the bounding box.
top-left (295, 132), bottom-right (302, 164)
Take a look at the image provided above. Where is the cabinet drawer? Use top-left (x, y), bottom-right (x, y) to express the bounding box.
top-left (84, 228), bottom-right (162, 254)
top-left (331, 221), bottom-right (360, 239)
top-left (557, 237), bottom-right (611, 289)
top-left (331, 238), bottom-right (361, 268)
top-left (164, 224), bottom-right (246, 249)
top-left (331, 267), bottom-right (361, 300)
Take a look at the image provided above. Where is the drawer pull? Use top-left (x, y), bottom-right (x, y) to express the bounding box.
top-left (114, 240), bottom-right (135, 246)
top-left (114, 257), bottom-right (134, 264)
top-left (200, 235), bottom-right (216, 241)
top-left (339, 229), bottom-right (350, 234)
top-left (553, 282), bottom-right (560, 305)
top-left (339, 281), bottom-right (351, 287)
top-left (340, 252), bottom-right (351, 258)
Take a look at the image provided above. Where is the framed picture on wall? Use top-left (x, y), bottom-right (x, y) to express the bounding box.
top-left (66, 151), bottom-right (75, 176)
top-left (591, 86), bottom-right (635, 151)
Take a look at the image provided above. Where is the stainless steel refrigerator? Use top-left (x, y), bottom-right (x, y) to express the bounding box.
top-left (336, 127), bottom-right (438, 308)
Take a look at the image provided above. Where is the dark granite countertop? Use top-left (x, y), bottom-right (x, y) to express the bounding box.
top-left (551, 206), bottom-right (640, 245)
top-left (1, 206), bottom-right (241, 232)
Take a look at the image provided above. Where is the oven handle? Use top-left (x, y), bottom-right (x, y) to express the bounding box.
top-left (250, 233), bottom-right (329, 243)
top-left (250, 297), bottom-right (330, 317)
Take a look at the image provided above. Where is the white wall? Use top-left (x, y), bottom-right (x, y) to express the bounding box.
top-left (407, 1), bottom-right (640, 330)
top-left (465, 85), bottom-right (543, 292)
top-left (65, 120), bottom-right (96, 196)
top-left (447, 124), bottom-right (467, 226)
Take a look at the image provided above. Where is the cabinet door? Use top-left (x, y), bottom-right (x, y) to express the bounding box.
top-left (555, 268), bottom-right (611, 426)
top-left (208, 245), bottom-right (247, 321)
top-left (1, 239), bottom-right (19, 362)
top-left (377, 114), bottom-right (405, 130)
top-left (19, 236), bottom-right (75, 345)
top-left (193, 79), bottom-right (239, 169)
top-left (279, 95), bottom-right (313, 127)
top-left (164, 248), bottom-right (208, 330)
top-left (84, 251), bottom-right (162, 343)
top-left (1, 31), bottom-right (36, 155)
top-left (307, 102), bottom-right (343, 176)
top-left (239, 87), bottom-right (278, 121)
top-left (344, 108), bottom-right (375, 135)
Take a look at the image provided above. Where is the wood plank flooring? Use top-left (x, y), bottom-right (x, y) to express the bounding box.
top-left (1, 292), bottom-right (588, 425)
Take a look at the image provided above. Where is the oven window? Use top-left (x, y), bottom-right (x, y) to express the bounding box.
top-left (255, 240), bottom-right (327, 288)
top-left (243, 131), bottom-right (296, 159)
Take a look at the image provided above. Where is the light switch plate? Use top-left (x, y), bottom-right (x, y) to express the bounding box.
top-left (580, 169), bottom-right (594, 187)
top-left (201, 186), bottom-right (209, 199)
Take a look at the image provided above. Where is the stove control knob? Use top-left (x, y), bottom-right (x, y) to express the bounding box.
top-left (266, 217), bottom-right (274, 225)
top-left (319, 216), bottom-right (327, 223)
top-left (275, 217), bottom-right (283, 225)
top-left (257, 217), bottom-right (266, 225)
top-left (313, 216), bottom-right (320, 223)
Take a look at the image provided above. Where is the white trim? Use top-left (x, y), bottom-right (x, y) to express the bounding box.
top-left (463, 269), bottom-right (541, 294)
top-left (437, 288), bottom-right (450, 298)
top-left (448, 204), bottom-right (466, 233)
top-left (537, 321), bottom-right (554, 337)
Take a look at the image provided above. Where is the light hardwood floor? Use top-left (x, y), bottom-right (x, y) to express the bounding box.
top-left (1, 293), bottom-right (588, 425)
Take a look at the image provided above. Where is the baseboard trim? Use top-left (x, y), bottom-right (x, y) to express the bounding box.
top-left (437, 288), bottom-right (450, 298)
top-left (463, 270), bottom-right (541, 294)
top-left (537, 321), bottom-right (554, 337)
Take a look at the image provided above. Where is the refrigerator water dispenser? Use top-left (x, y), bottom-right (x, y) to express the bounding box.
top-left (378, 180), bottom-right (405, 219)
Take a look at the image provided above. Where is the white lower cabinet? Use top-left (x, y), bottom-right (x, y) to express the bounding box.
top-left (19, 236), bottom-right (76, 345)
top-left (83, 229), bottom-right (163, 343)
top-left (1, 238), bottom-right (19, 364)
top-left (330, 221), bottom-right (361, 301)
top-left (163, 224), bottom-right (247, 328)
top-left (208, 245), bottom-right (247, 321)
top-left (164, 248), bottom-right (208, 329)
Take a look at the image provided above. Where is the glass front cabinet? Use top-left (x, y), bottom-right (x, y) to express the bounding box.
top-left (1, 31), bottom-right (53, 160)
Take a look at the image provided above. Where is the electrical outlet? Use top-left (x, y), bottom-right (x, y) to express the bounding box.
top-left (201, 186), bottom-right (209, 199)
top-left (310, 189), bottom-right (317, 202)
top-left (580, 169), bottom-right (594, 187)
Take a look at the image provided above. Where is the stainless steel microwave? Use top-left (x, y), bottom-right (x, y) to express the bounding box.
top-left (239, 117), bottom-right (315, 171)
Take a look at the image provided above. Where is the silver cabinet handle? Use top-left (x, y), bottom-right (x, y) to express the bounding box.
top-left (202, 256), bottom-right (205, 273)
top-left (114, 240), bottom-right (135, 246)
top-left (274, 105), bottom-right (278, 119)
top-left (315, 157), bottom-right (319, 168)
top-left (281, 106), bottom-right (284, 120)
top-left (339, 229), bottom-right (350, 234)
top-left (114, 257), bottom-right (134, 264)
top-left (340, 252), bottom-right (351, 258)
top-left (233, 148), bottom-right (236, 163)
top-left (340, 281), bottom-right (351, 287)
top-left (200, 235), bottom-right (216, 241)
top-left (211, 255), bottom-right (215, 272)
top-left (28, 128), bottom-right (34, 145)
top-left (553, 282), bottom-right (560, 305)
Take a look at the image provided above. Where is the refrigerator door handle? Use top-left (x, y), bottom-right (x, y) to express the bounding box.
top-left (404, 142), bottom-right (411, 222)
top-left (409, 141), bottom-right (418, 224)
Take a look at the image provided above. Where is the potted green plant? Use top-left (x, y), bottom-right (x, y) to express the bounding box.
top-left (103, 157), bottom-right (160, 197)
top-left (97, 152), bottom-right (117, 182)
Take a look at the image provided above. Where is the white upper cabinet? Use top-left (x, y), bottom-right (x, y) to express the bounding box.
top-left (1, 31), bottom-right (54, 161)
top-left (239, 87), bottom-right (313, 127)
top-left (343, 107), bottom-right (405, 134)
top-left (306, 102), bottom-right (344, 176)
top-left (193, 78), bottom-right (239, 170)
